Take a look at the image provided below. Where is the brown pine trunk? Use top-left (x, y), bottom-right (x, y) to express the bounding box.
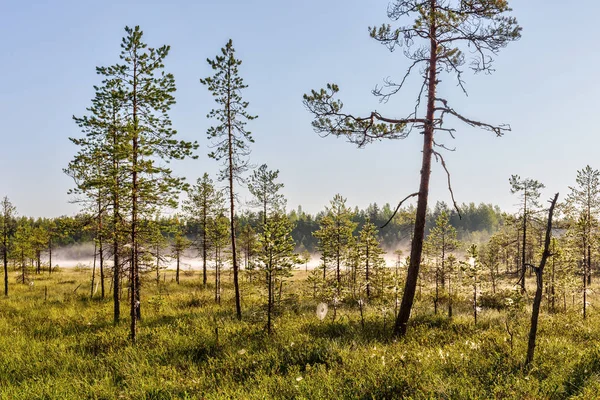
top-left (91, 241), bottom-right (97, 298)
top-left (365, 244), bottom-right (370, 299)
top-left (394, 0), bottom-right (437, 337)
top-left (267, 268), bottom-right (272, 335)
top-left (226, 64), bottom-right (241, 319)
top-left (48, 238), bottom-right (52, 275)
top-left (448, 267), bottom-right (452, 318)
top-left (176, 251), bottom-right (180, 284)
top-left (202, 201), bottom-right (207, 288)
top-left (583, 256), bottom-right (587, 320)
top-left (112, 105), bottom-right (121, 324)
top-left (521, 193), bottom-right (527, 292)
top-left (21, 250), bottom-right (25, 284)
top-left (3, 242), bottom-right (7, 296)
top-left (215, 245), bottom-right (221, 304)
top-left (434, 267), bottom-right (439, 315)
top-left (473, 277), bottom-right (477, 325)
top-left (155, 243), bottom-right (160, 286)
top-left (99, 219), bottom-right (105, 299)
top-left (130, 51), bottom-right (139, 343)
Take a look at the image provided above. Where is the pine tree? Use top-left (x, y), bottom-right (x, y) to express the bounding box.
top-left (313, 194), bottom-right (357, 294)
top-left (0, 197), bottom-right (16, 296)
top-left (424, 211), bottom-right (459, 313)
top-left (510, 175), bottom-right (545, 292)
top-left (238, 223), bottom-right (259, 273)
top-left (480, 235), bottom-right (502, 294)
top-left (30, 225), bottom-right (48, 275)
top-left (358, 218), bottom-right (386, 300)
top-left (304, 0), bottom-right (521, 337)
top-left (463, 244), bottom-right (480, 325)
top-left (70, 25), bottom-right (197, 342)
top-left (201, 39), bottom-right (256, 319)
top-left (184, 173), bottom-right (223, 288)
top-left (248, 164), bottom-right (285, 225)
top-left (13, 220), bottom-right (34, 285)
top-left (171, 219), bottom-right (192, 285)
top-left (68, 67), bottom-right (128, 323)
top-left (566, 166), bottom-right (600, 286)
top-left (144, 219), bottom-right (169, 287)
top-left (208, 213), bottom-right (230, 305)
top-left (258, 212), bottom-right (297, 334)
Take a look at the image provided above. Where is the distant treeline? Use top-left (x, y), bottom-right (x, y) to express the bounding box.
top-left (22, 201), bottom-right (504, 252)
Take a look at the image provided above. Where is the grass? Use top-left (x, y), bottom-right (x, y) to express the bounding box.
top-left (0, 268), bottom-right (598, 399)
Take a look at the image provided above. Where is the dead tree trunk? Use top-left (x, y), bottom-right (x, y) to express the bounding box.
top-left (525, 193), bottom-right (559, 367)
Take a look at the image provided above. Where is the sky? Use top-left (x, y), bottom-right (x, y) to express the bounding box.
top-left (0, 0), bottom-right (598, 218)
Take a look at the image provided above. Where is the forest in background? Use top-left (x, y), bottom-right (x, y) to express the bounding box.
top-left (1, 200), bottom-right (504, 254)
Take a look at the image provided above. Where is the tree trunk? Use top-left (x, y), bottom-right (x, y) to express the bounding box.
top-left (336, 240), bottom-right (341, 292)
top-left (3, 245), bottom-right (7, 296)
top-left (3, 223), bottom-right (9, 296)
top-left (525, 193), bottom-right (558, 366)
top-left (215, 246), bottom-right (220, 304)
top-left (226, 62), bottom-right (242, 320)
top-left (365, 244), bottom-right (370, 299)
top-left (583, 258), bottom-right (587, 320)
top-left (176, 252), bottom-right (180, 284)
top-left (267, 269), bottom-right (272, 335)
top-left (473, 279), bottom-right (477, 325)
top-left (21, 250), bottom-right (25, 284)
top-left (112, 107), bottom-right (121, 324)
top-left (48, 238), bottom-right (52, 275)
top-left (587, 243), bottom-right (592, 285)
top-left (99, 220), bottom-right (104, 299)
top-left (156, 244), bottom-right (160, 286)
top-left (521, 193), bottom-right (527, 292)
top-left (394, 1), bottom-right (437, 337)
top-left (551, 253), bottom-right (555, 312)
top-left (91, 241), bottom-right (97, 298)
top-left (434, 268), bottom-right (439, 315)
top-left (448, 269), bottom-right (452, 318)
top-left (202, 205), bottom-right (207, 288)
top-left (130, 53), bottom-right (139, 344)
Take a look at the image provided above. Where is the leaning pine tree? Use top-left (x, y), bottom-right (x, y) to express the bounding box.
top-left (303, 0), bottom-right (521, 336)
top-left (201, 39), bottom-right (256, 320)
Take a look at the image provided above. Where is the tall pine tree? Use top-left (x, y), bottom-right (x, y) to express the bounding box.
top-left (201, 39), bottom-right (256, 320)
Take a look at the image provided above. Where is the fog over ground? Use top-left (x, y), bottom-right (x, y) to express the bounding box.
top-left (51, 242), bottom-right (425, 270)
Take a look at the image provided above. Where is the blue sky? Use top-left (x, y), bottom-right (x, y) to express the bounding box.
top-left (0, 0), bottom-right (597, 217)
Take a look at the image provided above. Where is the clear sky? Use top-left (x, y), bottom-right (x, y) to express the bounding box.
top-left (1, 0), bottom-right (597, 218)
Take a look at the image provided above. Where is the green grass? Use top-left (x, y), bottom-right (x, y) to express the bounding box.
top-left (0, 268), bottom-right (598, 399)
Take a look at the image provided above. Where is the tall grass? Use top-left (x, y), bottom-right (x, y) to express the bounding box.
top-left (0, 268), bottom-right (597, 399)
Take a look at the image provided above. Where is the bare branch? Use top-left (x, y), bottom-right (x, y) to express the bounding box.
top-left (432, 150), bottom-right (461, 219)
top-left (435, 97), bottom-right (511, 137)
top-left (380, 192), bottom-right (420, 229)
top-left (372, 58), bottom-right (425, 103)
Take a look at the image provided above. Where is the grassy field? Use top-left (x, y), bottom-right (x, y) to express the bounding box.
top-left (0, 268), bottom-right (599, 399)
